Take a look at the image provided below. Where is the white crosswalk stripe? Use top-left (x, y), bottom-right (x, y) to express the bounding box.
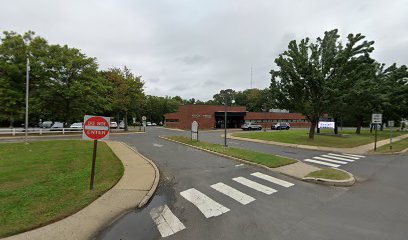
top-left (251, 172), bottom-right (294, 187)
top-left (327, 153), bottom-right (359, 160)
top-left (211, 182), bottom-right (255, 205)
top-left (180, 188), bottom-right (230, 218)
top-left (321, 155), bottom-right (355, 162)
top-left (304, 159), bottom-right (340, 168)
top-left (233, 177), bottom-right (277, 194)
top-left (313, 156), bottom-right (348, 164)
top-left (150, 204), bottom-right (186, 237)
top-left (304, 152), bottom-right (365, 168)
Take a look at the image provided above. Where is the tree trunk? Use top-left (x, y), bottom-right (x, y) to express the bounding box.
top-left (356, 124), bottom-right (362, 134)
top-left (380, 123), bottom-right (384, 131)
top-left (117, 113), bottom-right (120, 129)
top-left (308, 121), bottom-right (317, 139)
top-left (124, 112), bottom-right (128, 132)
top-left (9, 113), bottom-right (14, 128)
top-left (334, 117), bottom-right (338, 134)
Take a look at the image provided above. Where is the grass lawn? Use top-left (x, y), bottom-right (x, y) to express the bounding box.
top-left (0, 140), bottom-right (124, 238)
top-left (167, 136), bottom-right (296, 168)
top-left (372, 137), bottom-right (408, 153)
top-left (232, 129), bottom-right (407, 148)
top-left (306, 168), bottom-right (350, 180)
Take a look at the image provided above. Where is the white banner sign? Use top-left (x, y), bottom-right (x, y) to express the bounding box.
top-left (318, 121), bottom-right (335, 129)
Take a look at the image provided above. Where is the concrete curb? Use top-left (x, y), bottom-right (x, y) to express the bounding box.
top-left (302, 168), bottom-right (356, 187)
top-left (2, 141), bottom-right (159, 240)
top-left (160, 136), bottom-right (355, 187)
top-left (159, 136), bottom-right (298, 171)
top-left (120, 142), bottom-right (160, 208)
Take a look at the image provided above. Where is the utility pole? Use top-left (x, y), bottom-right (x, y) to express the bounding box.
top-left (224, 93), bottom-right (227, 148)
top-left (25, 58), bottom-right (30, 144)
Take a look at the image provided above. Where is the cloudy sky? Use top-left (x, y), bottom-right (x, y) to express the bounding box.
top-left (1, 0), bottom-right (407, 100)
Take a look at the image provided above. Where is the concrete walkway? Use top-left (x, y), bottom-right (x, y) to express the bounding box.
top-left (3, 141), bottom-right (159, 240)
top-left (228, 133), bottom-right (408, 154)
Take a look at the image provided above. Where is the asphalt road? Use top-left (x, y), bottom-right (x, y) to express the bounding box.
top-left (92, 127), bottom-right (408, 240)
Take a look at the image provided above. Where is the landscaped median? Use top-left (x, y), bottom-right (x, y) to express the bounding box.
top-left (0, 140), bottom-right (124, 238)
top-left (162, 136), bottom-right (355, 187)
top-left (163, 136), bottom-right (297, 168)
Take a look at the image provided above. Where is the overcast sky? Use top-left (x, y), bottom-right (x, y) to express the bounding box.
top-left (1, 0), bottom-right (407, 100)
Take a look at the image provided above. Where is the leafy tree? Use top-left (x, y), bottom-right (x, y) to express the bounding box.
top-left (212, 89), bottom-right (236, 105)
top-left (270, 29), bottom-right (374, 139)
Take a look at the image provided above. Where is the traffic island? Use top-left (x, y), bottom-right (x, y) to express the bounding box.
top-left (2, 141), bottom-right (159, 240)
top-left (303, 168), bottom-right (355, 187)
top-left (161, 136), bottom-right (356, 187)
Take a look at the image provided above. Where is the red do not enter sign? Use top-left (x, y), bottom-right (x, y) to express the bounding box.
top-left (83, 115), bottom-right (110, 140)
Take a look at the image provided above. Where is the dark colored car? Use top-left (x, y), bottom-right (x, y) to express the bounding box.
top-left (271, 122), bottom-right (290, 130)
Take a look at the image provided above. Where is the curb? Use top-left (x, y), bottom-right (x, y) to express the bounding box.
top-left (161, 136), bottom-right (356, 187)
top-left (119, 142), bottom-right (160, 208)
top-left (159, 136), bottom-right (298, 171)
top-left (302, 168), bottom-right (356, 187)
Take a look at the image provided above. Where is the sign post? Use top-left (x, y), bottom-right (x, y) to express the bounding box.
top-left (83, 115), bottom-right (110, 190)
top-left (142, 116), bottom-right (147, 132)
top-left (388, 120), bottom-right (394, 150)
top-left (191, 121), bottom-right (199, 141)
top-left (372, 113), bottom-right (382, 151)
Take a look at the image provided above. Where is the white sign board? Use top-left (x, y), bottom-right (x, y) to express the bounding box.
top-left (191, 121), bottom-right (199, 141)
top-left (372, 113), bottom-right (382, 124)
top-left (142, 116), bottom-right (147, 121)
top-left (318, 121), bottom-right (335, 129)
top-left (82, 115), bottom-right (110, 140)
top-left (388, 120), bottom-right (394, 127)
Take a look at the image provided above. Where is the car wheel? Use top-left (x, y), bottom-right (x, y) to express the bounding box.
top-left (258, 127), bottom-right (262, 130)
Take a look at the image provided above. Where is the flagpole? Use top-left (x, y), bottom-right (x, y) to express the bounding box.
top-left (25, 58), bottom-right (30, 144)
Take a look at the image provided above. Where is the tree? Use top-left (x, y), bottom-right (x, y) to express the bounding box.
top-left (103, 67), bottom-right (144, 131)
top-left (212, 89), bottom-right (236, 105)
top-left (270, 29), bottom-right (374, 139)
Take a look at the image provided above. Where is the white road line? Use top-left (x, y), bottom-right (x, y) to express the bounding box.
top-left (328, 153), bottom-right (359, 160)
top-left (313, 156), bottom-right (348, 164)
top-left (342, 153), bottom-right (366, 158)
top-left (251, 172), bottom-right (294, 188)
top-left (211, 182), bottom-right (255, 205)
top-left (321, 155), bottom-right (355, 162)
top-left (153, 143), bottom-right (163, 147)
top-left (150, 204), bottom-right (186, 237)
top-left (304, 159), bottom-right (340, 168)
top-left (232, 177), bottom-right (277, 195)
top-left (235, 164), bottom-right (244, 167)
top-left (180, 188), bottom-right (230, 218)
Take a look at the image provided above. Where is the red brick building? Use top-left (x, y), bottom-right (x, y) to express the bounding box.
top-left (164, 105), bottom-right (310, 130)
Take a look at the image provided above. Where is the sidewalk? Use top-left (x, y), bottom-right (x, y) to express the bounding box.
top-left (3, 141), bottom-right (159, 240)
top-left (228, 133), bottom-right (408, 154)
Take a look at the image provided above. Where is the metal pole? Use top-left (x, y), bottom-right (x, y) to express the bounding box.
top-left (90, 140), bottom-right (98, 190)
top-left (25, 58), bottom-right (30, 144)
top-left (224, 96), bottom-right (227, 148)
top-left (390, 126), bottom-right (393, 150)
top-left (374, 124), bottom-right (378, 151)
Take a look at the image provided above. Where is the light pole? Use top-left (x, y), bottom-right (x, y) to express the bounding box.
top-left (25, 57), bottom-right (30, 144)
top-left (224, 95), bottom-right (227, 147)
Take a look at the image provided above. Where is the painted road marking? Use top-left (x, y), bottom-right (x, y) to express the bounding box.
top-left (150, 204), bottom-right (186, 237)
top-left (235, 164), bottom-right (244, 167)
top-left (153, 143), bottom-right (163, 147)
top-left (180, 188), bottom-right (230, 218)
top-left (232, 177), bottom-right (277, 195)
top-left (342, 153), bottom-right (366, 158)
top-left (321, 155), bottom-right (355, 162)
top-left (328, 153), bottom-right (359, 160)
top-left (211, 182), bottom-right (255, 205)
top-left (313, 156), bottom-right (348, 164)
top-left (251, 172), bottom-right (294, 188)
top-left (304, 159), bottom-right (340, 168)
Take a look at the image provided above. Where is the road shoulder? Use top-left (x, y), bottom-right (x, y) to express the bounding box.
top-left (2, 141), bottom-right (159, 240)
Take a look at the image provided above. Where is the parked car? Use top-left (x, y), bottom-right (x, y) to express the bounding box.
top-left (119, 121), bottom-right (125, 129)
top-left (50, 122), bottom-right (64, 131)
top-left (146, 122), bottom-right (152, 126)
top-left (271, 122), bottom-right (290, 130)
top-left (241, 122), bottom-right (262, 131)
top-left (41, 121), bottom-right (53, 128)
top-left (152, 122), bottom-right (157, 126)
top-left (110, 122), bottom-right (118, 128)
top-left (69, 122), bottom-right (83, 131)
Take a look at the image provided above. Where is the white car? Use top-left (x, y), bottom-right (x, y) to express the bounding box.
top-left (69, 122), bottom-right (83, 130)
top-left (146, 122), bottom-right (152, 126)
top-left (241, 122), bottom-right (262, 131)
top-left (110, 122), bottom-right (118, 128)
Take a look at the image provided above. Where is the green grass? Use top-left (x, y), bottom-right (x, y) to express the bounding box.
top-left (372, 137), bottom-right (408, 153)
top-left (0, 140), bottom-right (124, 237)
top-left (167, 136), bottom-right (296, 168)
top-left (306, 168), bottom-right (350, 180)
top-left (232, 129), bottom-right (406, 148)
